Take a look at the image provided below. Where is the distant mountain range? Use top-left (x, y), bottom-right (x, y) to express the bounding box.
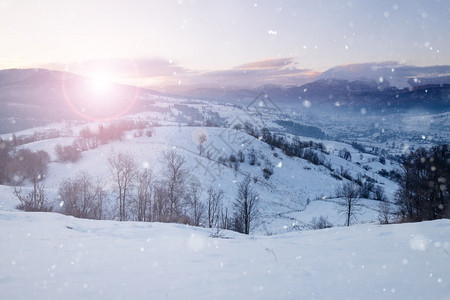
top-left (173, 80), bottom-right (450, 114)
top-left (0, 68), bottom-right (159, 133)
top-left (165, 62), bottom-right (450, 113)
top-left (296, 79), bottom-right (450, 113)
top-left (318, 62), bottom-right (450, 88)
top-left (0, 63), bottom-right (449, 133)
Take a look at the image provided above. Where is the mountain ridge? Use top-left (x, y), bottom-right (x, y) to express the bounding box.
top-left (1, 65), bottom-right (449, 133)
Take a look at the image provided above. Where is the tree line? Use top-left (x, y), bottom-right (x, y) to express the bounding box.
top-left (4, 118), bottom-right (447, 231)
top-left (395, 144), bottom-right (449, 222)
top-left (12, 148), bottom-right (260, 235)
top-left (336, 144), bottom-right (449, 226)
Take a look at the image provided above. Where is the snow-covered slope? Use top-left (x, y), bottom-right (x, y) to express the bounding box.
top-left (1, 207), bottom-right (449, 299)
top-left (0, 71), bottom-right (448, 299)
top-left (3, 122), bottom-right (399, 234)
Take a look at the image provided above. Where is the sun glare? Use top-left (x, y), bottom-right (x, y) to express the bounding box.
top-left (89, 72), bottom-right (113, 94)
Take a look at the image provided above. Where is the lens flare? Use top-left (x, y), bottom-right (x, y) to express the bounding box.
top-left (61, 61), bottom-right (140, 122)
top-left (89, 72), bottom-right (112, 94)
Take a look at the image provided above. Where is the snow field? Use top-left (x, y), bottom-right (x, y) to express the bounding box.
top-left (1, 209), bottom-right (449, 299)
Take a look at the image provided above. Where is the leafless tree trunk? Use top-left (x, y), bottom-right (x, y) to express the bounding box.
top-left (378, 200), bottom-right (392, 225)
top-left (78, 171), bottom-right (96, 218)
top-left (152, 183), bottom-right (167, 222)
top-left (220, 207), bottom-right (230, 230)
top-left (134, 168), bottom-right (153, 221)
top-left (336, 182), bottom-right (361, 226)
top-left (198, 133), bottom-right (207, 155)
top-left (93, 178), bottom-right (107, 220)
top-left (232, 176), bottom-right (260, 234)
top-left (109, 151), bottom-right (136, 221)
top-left (59, 177), bottom-right (79, 217)
top-left (185, 184), bottom-right (205, 226)
top-left (160, 150), bottom-right (187, 222)
top-left (207, 186), bottom-right (223, 228)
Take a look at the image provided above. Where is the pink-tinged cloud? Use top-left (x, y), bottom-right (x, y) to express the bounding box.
top-left (186, 57), bottom-right (320, 88)
top-left (56, 57), bottom-right (186, 79)
top-left (235, 57), bottom-right (298, 70)
top-left (42, 57), bottom-right (319, 90)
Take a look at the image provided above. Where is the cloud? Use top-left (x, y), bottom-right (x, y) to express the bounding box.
top-left (188, 57), bottom-right (319, 88)
top-left (59, 57), bottom-right (186, 78)
top-left (40, 57), bottom-right (189, 88)
top-left (41, 56), bottom-right (319, 90)
top-left (235, 57), bottom-right (297, 70)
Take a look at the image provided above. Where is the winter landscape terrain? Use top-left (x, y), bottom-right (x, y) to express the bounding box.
top-left (1, 201), bottom-right (449, 299)
top-left (0, 65), bottom-right (449, 299)
top-left (1, 1), bottom-right (450, 298)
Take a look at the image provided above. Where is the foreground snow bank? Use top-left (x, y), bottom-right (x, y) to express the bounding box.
top-left (1, 210), bottom-right (449, 299)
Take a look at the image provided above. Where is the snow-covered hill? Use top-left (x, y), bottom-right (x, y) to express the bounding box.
top-left (1, 119), bottom-right (400, 234)
top-left (1, 206), bottom-right (449, 299)
top-left (0, 69), bottom-right (449, 300)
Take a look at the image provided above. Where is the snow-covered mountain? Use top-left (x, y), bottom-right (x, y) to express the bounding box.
top-left (0, 69), bottom-right (161, 133)
top-left (1, 67), bottom-right (449, 135)
top-left (294, 78), bottom-right (450, 113)
top-left (145, 64), bottom-right (450, 113)
top-left (318, 61), bottom-right (450, 88)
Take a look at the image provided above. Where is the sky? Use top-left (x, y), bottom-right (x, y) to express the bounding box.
top-left (0, 0), bottom-right (449, 88)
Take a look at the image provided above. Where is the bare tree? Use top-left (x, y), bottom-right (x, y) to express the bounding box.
top-left (108, 151), bottom-right (136, 221)
top-left (378, 200), bottom-right (392, 225)
top-left (9, 149), bottom-right (49, 184)
top-left (77, 171), bottom-right (96, 218)
top-left (338, 148), bottom-right (352, 161)
top-left (374, 185), bottom-right (387, 201)
top-left (133, 168), bottom-right (153, 221)
top-left (185, 184), bottom-right (205, 226)
top-left (232, 176), bottom-right (260, 234)
top-left (160, 150), bottom-right (188, 222)
top-left (309, 216), bottom-right (333, 230)
top-left (395, 145), bottom-right (449, 221)
top-left (58, 178), bottom-right (78, 217)
top-left (198, 133), bottom-right (207, 155)
top-left (220, 206), bottom-right (231, 230)
top-left (336, 182), bottom-right (361, 226)
top-left (0, 137), bottom-right (11, 184)
top-left (13, 149), bottom-right (51, 212)
top-left (14, 180), bottom-right (51, 212)
top-left (58, 171), bottom-right (103, 219)
top-left (55, 144), bottom-right (82, 163)
top-left (207, 186), bottom-right (223, 228)
top-left (152, 182), bottom-right (168, 222)
top-left (93, 178), bottom-right (107, 220)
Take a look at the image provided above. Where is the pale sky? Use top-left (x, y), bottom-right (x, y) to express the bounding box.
top-left (0, 0), bottom-right (449, 87)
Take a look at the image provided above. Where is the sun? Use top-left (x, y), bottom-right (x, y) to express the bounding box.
top-left (88, 72), bottom-right (113, 94)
